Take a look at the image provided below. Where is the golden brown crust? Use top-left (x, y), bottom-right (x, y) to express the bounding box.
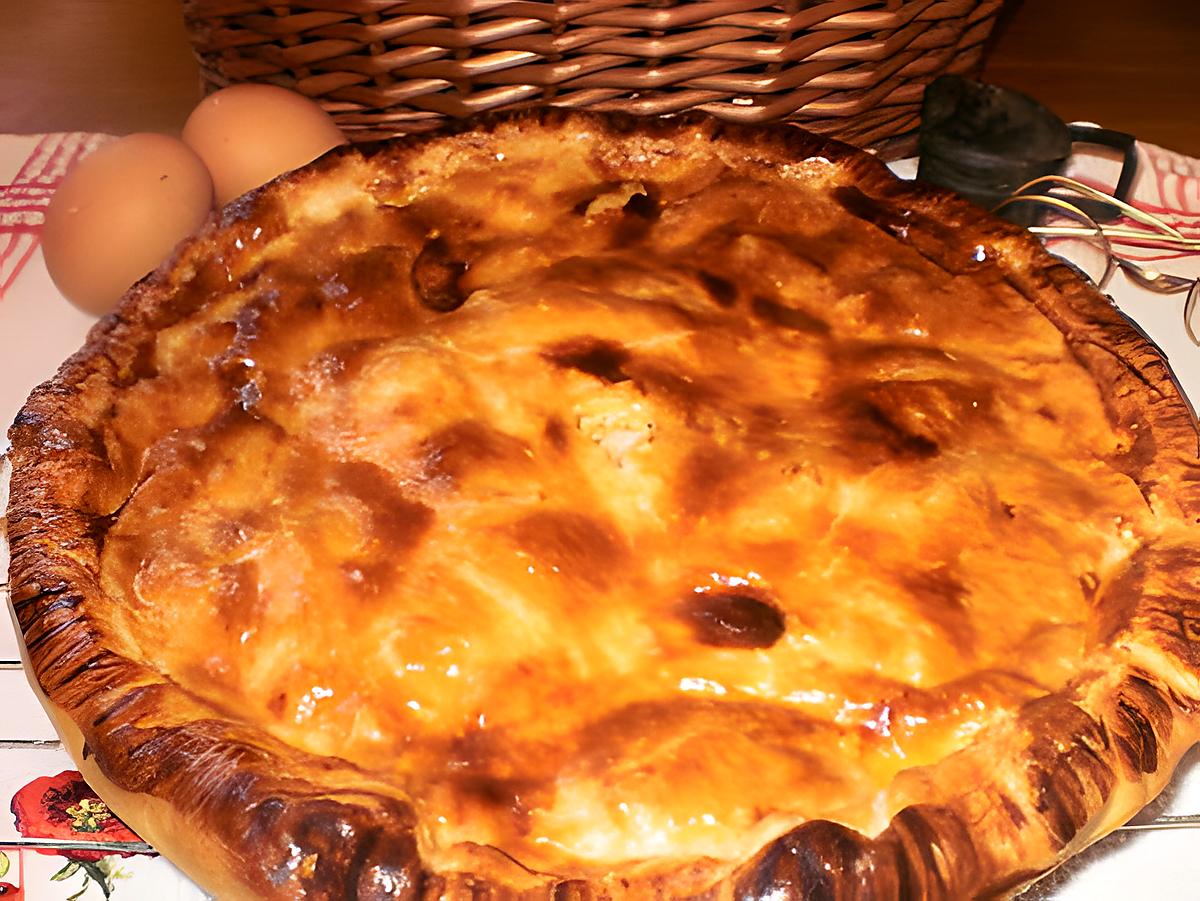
top-left (8, 110), bottom-right (1200, 899)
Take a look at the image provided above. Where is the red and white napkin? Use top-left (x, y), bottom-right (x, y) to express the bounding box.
top-left (0, 133), bottom-right (110, 296)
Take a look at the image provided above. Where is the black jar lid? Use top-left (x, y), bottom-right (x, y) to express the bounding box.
top-left (917, 76), bottom-right (1072, 210)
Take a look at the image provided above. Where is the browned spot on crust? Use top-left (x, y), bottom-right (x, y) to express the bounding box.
top-left (551, 881), bottom-right (592, 901)
top-left (1030, 761), bottom-right (1089, 846)
top-left (900, 565), bottom-right (974, 651)
top-left (631, 365), bottom-right (722, 424)
top-left (833, 185), bottom-right (912, 240)
top-left (751, 295), bottom-right (830, 335)
top-left (299, 340), bottom-right (384, 392)
top-left (1021, 695), bottom-right (1117, 846)
top-left (419, 420), bottom-right (532, 484)
top-left (837, 394), bottom-right (940, 462)
top-left (213, 562), bottom-right (263, 630)
top-left (862, 379), bottom-right (991, 449)
top-left (39, 649), bottom-right (110, 695)
top-left (882, 804), bottom-right (980, 899)
top-left (89, 683), bottom-right (156, 729)
top-left (676, 445), bottom-right (742, 517)
top-left (412, 236), bottom-right (468, 312)
top-left (622, 190), bottom-right (658, 221)
top-left (1094, 554), bottom-right (1146, 645)
top-left (1079, 571), bottom-right (1100, 603)
top-left (340, 245), bottom-right (411, 294)
top-left (999, 794), bottom-right (1027, 828)
top-left (542, 338), bottom-right (631, 384)
top-left (610, 191), bottom-right (659, 248)
top-left (543, 416), bottom-right (569, 453)
top-left (832, 184), bottom-right (984, 277)
top-left (574, 699), bottom-right (827, 784)
top-left (1111, 676), bottom-right (1172, 774)
top-left (22, 606), bottom-right (86, 655)
top-left (733, 819), bottom-right (875, 901)
top-left (680, 591), bottom-right (785, 649)
top-left (245, 795), bottom-right (423, 899)
top-left (333, 461), bottom-right (435, 554)
top-left (7, 579), bottom-right (70, 609)
top-left (510, 510), bottom-right (629, 589)
top-left (445, 774), bottom-right (540, 838)
top-left (113, 338), bottom-right (160, 387)
top-left (695, 270), bottom-right (738, 307)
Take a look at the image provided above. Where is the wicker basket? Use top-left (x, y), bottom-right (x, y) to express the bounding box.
top-left (181, 0), bottom-right (1004, 152)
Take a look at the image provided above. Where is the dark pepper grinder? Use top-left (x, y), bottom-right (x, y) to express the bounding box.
top-left (916, 75), bottom-right (1137, 225)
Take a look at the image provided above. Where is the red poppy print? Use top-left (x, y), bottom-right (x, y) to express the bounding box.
top-left (0, 848), bottom-right (22, 898)
top-left (10, 772), bottom-right (141, 862)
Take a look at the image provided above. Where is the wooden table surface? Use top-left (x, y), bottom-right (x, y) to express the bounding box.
top-left (0, 0), bottom-right (1197, 156)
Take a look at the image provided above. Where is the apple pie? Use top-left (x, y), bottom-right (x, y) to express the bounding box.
top-left (8, 111), bottom-right (1200, 899)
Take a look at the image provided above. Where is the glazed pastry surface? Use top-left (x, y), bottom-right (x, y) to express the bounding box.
top-left (10, 114), bottom-right (1200, 900)
top-left (97, 120), bottom-right (1151, 871)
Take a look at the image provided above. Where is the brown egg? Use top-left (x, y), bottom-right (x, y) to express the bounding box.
top-left (183, 84), bottom-right (348, 205)
top-left (42, 133), bottom-right (214, 316)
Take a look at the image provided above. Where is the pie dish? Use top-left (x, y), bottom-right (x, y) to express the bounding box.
top-left (7, 111), bottom-right (1200, 899)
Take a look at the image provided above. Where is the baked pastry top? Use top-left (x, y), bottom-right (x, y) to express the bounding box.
top-left (8, 112), bottom-right (1200, 900)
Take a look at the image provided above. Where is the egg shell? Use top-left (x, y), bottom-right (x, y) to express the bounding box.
top-left (42, 133), bottom-right (214, 316)
top-left (183, 84), bottom-right (348, 205)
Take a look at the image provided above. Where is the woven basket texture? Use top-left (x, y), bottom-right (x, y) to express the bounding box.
top-left (181, 0), bottom-right (1004, 150)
